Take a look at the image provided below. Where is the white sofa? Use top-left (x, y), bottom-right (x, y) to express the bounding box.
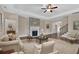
top-left (0, 35), bottom-right (20, 52)
top-left (40, 41), bottom-right (58, 54)
top-left (18, 39), bottom-right (58, 54)
top-left (60, 32), bottom-right (79, 43)
top-left (0, 39), bottom-right (20, 52)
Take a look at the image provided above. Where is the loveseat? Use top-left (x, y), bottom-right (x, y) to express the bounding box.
top-left (0, 34), bottom-right (20, 53)
top-left (60, 32), bottom-right (79, 43)
top-left (0, 39), bottom-right (20, 52)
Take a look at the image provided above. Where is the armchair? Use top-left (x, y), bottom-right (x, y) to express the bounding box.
top-left (40, 41), bottom-right (58, 54)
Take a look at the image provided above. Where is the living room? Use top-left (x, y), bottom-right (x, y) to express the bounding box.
top-left (0, 4), bottom-right (79, 54)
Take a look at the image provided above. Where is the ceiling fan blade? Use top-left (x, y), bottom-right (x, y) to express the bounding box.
top-left (51, 6), bottom-right (58, 9)
top-left (44, 10), bottom-right (47, 13)
top-left (50, 10), bottom-right (53, 12)
top-left (41, 8), bottom-right (46, 9)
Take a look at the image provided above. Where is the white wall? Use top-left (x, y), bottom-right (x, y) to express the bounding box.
top-left (40, 20), bottom-right (52, 34)
top-left (4, 12), bottom-right (18, 35)
top-left (18, 16), bottom-right (29, 36)
top-left (52, 23), bottom-right (57, 33)
top-left (0, 11), bottom-right (71, 37)
top-left (68, 13), bottom-right (79, 33)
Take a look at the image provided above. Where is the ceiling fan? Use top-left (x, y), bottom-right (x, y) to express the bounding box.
top-left (41, 4), bottom-right (58, 13)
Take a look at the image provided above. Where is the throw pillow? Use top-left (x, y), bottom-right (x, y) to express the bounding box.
top-left (0, 35), bottom-right (9, 41)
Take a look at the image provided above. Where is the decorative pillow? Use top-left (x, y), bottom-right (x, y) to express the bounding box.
top-left (0, 35), bottom-right (9, 41)
top-left (40, 41), bottom-right (54, 54)
top-left (68, 33), bottom-right (75, 38)
top-left (8, 33), bottom-right (16, 40)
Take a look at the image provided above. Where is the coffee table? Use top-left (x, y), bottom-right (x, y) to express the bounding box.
top-left (20, 36), bottom-right (48, 44)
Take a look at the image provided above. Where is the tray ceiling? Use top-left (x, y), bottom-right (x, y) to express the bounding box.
top-left (0, 4), bottom-right (79, 19)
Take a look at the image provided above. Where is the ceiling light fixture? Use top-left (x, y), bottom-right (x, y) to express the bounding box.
top-left (41, 4), bottom-right (58, 13)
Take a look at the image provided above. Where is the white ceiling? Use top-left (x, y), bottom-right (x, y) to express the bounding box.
top-left (1, 4), bottom-right (79, 20)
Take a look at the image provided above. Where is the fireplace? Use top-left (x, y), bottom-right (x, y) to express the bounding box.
top-left (32, 31), bottom-right (38, 36)
top-left (30, 26), bottom-right (40, 36)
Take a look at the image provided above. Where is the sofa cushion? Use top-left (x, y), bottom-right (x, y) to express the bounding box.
top-left (40, 41), bottom-right (54, 54)
top-left (23, 43), bottom-right (40, 54)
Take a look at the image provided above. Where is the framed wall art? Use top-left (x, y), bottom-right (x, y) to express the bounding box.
top-left (73, 21), bottom-right (79, 30)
